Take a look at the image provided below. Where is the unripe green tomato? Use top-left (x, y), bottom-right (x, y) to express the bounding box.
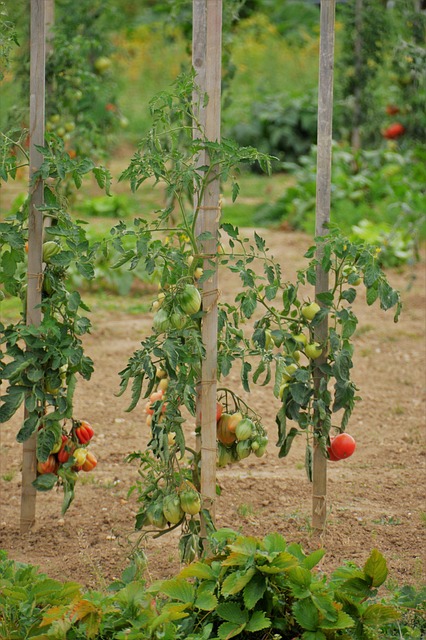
top-left (179, 489), bottom-right (201, 515)
top-left (163, 494), bottom-right (184, 524)
top-left (42, 241), bottom-right (61, 263)
top-left (235, 418), bottom-right (254, 441)
top-left (305, 342), bottom-right (323, 359)
top-left (236, 440), bottom-right (252, 460)
top-left (279, 382), bottom-right (289, 400)
top-left (282, 363), bottom-right (298, 381)
top-left (301, 302), bottom-right (321, 321)
top-left (177, 284), bottom-right (201, 315)
top-left (153, 308), bottom-right (171, 333)
top-left (293, 332), bottom-right (307, 346)
top-left (170, 310), bottom-right (187, 330)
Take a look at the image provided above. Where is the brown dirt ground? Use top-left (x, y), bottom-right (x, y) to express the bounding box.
top-left (0, 230), bottom-right (425, 591)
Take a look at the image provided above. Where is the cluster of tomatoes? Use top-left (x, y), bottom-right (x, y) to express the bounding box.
top-left (144, 480), bottom-right (202, 530)
top-left (37, 419), bottom-right (98, 476)
top-left (216, 404), bottom-right (268, 467)
top-left (382, 106), bottom-right (405, 140)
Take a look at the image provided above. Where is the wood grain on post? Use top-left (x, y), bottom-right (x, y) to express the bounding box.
top-left (21, 0), bottom-right (46, 533)
top-left (312, 0), bottom-right (336, 530)
top-left (192, 0), bottom-right (223, 528)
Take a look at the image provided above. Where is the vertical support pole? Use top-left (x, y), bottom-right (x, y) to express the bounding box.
top-left (20, 0), bottom-right (46, 533)
top-left (192, 0), bottom-right (222, 530)
top-left (351, 0), bottom-right (363, 149)
top-left (312, 0), bottom-right (336, 530)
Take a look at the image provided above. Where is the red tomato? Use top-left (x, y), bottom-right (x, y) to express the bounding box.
top-left (82, 451), bottom-right (97, 472)
top-left (327, 444), bottom-right (342, 461)
top-left (330, 433), bottom-right (356, 459)
top-left (216, 402), bottom-right (223, 423)
top-left (385, 104), bottom-right (400, 115)
top-left (37, 455), bottom-right (58, 475)
top-left (75, 420), bottom-right (94, 444)
top-left (383, 122), bottom-right (405, 139)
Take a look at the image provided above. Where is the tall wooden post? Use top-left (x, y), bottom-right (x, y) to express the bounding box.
top-left (192, 0), bottom-right (222, 528)
top-left (312, 0), bottom-right (336, 530)
top-left (21, 0), bottom-right (46, 533)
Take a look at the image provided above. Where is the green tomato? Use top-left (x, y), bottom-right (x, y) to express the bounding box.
top-left (293, 332), bottom-right (307, 346)
top-left (177, 284), bottom-right (201, 315)
top-left (305, 342), bottom-right (323, 359)
top-left (235, 418), bottom-right (254, 441)
top-left (94, 56), bottom-right (112, 73)
top-left (282, 363), bottom-right (298, 381)
top-left (301, 302), bottom-right (321, 321)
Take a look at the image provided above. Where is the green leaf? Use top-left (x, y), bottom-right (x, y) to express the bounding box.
top-left (301, 631), bottom-right (326, 640)
top-left (16, 412), bottom-right (41, 442)
top-left (194, 583), bottom-right (217, 612)
top-left (288, 566), bottom-right (312, 598)
top-left (243, 573), bottom-right (266, 610)
top-left (221, 568), bottom-right (256, 597)
top-left (216, 602), bottom-right (248, 624)
top-left (303, 548), bottom-right (325, 570)
top-left (179, 562), bottom-right (217, 581)
top-left (245, 610), bottom-right (271, 632)
top-left (217, 621), bottom-right (246, 639)
top-left (0, 386), bottom-right (26, 422)
top-left (366, 283), bottom-right (379, 306)
top-left (263, 532), bottom-right (287, 553)
top-left (159, 578), bottom-right (195, 604)
top-left (32, 473), bottom-right (57, 492)
top-left (36, 422), bottom-right (61, 462)
top-left (293, 597), bottom-right (319, 631)
top-left (363, 260), bottom-right (381, 287)
top-left (361, 603), bottom-right (400, 626)
top-left (363, 549), bottom-right (388, 587)
top-left (319, 610), bottom-right (355, 630)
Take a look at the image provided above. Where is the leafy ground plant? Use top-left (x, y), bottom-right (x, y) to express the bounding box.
top-left (2, 534), bottom-right (421, 640)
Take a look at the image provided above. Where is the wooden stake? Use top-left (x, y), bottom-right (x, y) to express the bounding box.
top-left (192, 0), bottom-right (222, 529)
top-left (20, 0), bottom-right (46, 533)
top-left (312, 0), bottom-right (336, 531)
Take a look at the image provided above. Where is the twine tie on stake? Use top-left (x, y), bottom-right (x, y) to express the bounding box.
top-left (313, 495), bottom-right (327, 516)
top-left (28, 272), bottom-right (44, 292)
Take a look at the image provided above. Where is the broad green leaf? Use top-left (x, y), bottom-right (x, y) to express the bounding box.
top-left (150, 602), bottom-right (189, 630)
top-left (303, 548), bottom-right (326, 570)
top-left (179, 561), bottom-right (217, 581)
top-left (194, 590), bottom-right (217, 612)
top-left (32, 473), bottom-right (57, 492)
top-left (362, 603), bottom-right (400, 626)
top-left (302, 631), bottom-right (326, 640)
top-left (311, 593), bottom-right (338, 622)
top-left (16, 412), bottom-right (41, 442)
top-left (293, 597), bottom-right (319, 631)
top-left (221, 568), bottom-right (256, 597)
top-left (217, 621), bottom-right (246, 639)
top-left (287, 566), bottom-right (312, 598)
top-left (245, 609), bottom-right (271, 632)
top-left (263, 532), bottom-right (287, 553)
top-left (340, 577), bottom-right (374, 598)
top-left (363, 549), bottom-right (388, 587)
top-left (158, 578), bottom-right (195, 604)
top-left (243, 573), bottom-right (266, 610)
top-left (319, 609), bottom-right (355, 630)
top-left (216, 602), bottom-right (248, 624)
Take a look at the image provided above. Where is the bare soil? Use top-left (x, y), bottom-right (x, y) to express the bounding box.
top-left (1, 230), bottom-right (425, 591)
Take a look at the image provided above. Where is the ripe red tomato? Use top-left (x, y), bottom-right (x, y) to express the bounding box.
top-left (330, 433), bottom-right (356, 459)
top-left (37, 455), bottom-right (58, 475)
top-left (327, 444), bottom-right (341, 461)
top-left (75, 420), bottom-right (94, 444)
top-left (82, 451), bottom-right (97, 472)
top-left (383, 123), bottom-right (405, 139)
top-left (385, 104), bottom-right (400, 115)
